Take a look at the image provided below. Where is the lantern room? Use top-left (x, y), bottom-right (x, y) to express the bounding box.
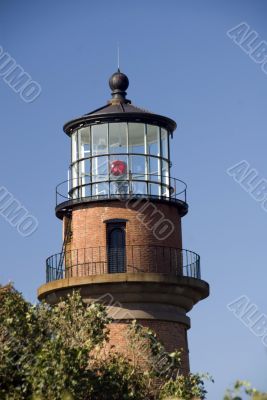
top-left (56, 70), bottom-right (188, 218)
top-left (70, 121), bottom-right (170, 198)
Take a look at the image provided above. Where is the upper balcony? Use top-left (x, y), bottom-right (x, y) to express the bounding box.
top-left (55, 173), bottom-right (188, 218)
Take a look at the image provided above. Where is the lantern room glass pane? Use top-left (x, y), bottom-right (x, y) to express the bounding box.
top-left (92, 182), bottom-right (109, 197)
top-left (78, 159), bottom-right (91, 183)
top-left (78, 127), bottom-right (90, 159)
top-left (92, 155), bottom-right (109, 197)
top-left (129, 155), bottom-right (146, 180)
top-left (109, 123), bottom-right (127, 154)
top-left (149, 183), bottom-right (160, 197)
top-left (161, 128), bottom-right (168, 159)
top-left (92, 156), bottom-right (108, 182)
top-left (71, 163), bottom-right (78, 181)
top-left (110, 180), bottom-right (129, 196)
top-left (128, 123), bottom-right (145, 154)
top-left (147, 125), bottom-right (160, 156)
top-left (133, 181), bottom-right (147, 195)
top-left (83, 184), bottom-right (91, 197)
top-left (92, 124), bottom-right (108, 155)
top-left (148, 156), bottom-right (160, 182)
top-left (71, 131), bottom-right (78, 162)
top-left (162, 160), bottom-right (169, 197)
top-left (71, 164), bottom-right (79, 199)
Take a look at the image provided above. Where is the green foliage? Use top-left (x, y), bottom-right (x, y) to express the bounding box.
top-left (0, 286), bottom-right (111, 399)
top-left (126, 320), bottom-right (211, 400)
top-left (0, 284), bottom-right (35, 398)
top-left (126, 319), bottom-right (182, 377)
top-left (253, 395), bottom-right (267, 400)
top-left (0, 285), bottom-right (210, 400)
top-left (224, 380), bottom-right (267, 400)
top-left (89, 352), bottom-right (148, 400)
top-left (159, 373), bottom-right (212, 400)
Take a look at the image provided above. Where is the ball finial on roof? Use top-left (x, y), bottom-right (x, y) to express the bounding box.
top-left (108, 70), bottom-right (130, 103)
top-left (109, 69), bottom-right (129, 91)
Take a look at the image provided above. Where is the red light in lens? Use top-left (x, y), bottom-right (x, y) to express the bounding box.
top-left (110, 160), bottom-right (127, 176)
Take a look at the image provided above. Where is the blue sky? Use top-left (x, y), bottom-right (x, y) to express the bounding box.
top-left (0, 0), bottom-right (267, 398)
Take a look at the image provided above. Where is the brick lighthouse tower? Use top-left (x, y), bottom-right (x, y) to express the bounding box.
top-left (38, 70), bottom-right (209, 373)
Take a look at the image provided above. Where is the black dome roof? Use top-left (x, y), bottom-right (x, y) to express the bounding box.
top-left (63, 71), bottom-right (177, 135)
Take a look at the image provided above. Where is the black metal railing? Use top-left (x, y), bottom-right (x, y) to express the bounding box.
top-left (55, 174), bottom-right (187, 208)
top-left (46, 246), bottom-right (201, 283)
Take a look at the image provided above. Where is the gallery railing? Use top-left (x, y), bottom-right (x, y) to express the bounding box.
top-left (46, 246), bottom-right (201, 283)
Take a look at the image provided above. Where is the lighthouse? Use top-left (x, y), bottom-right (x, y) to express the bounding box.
top-left (38, 70), bottom-right (209, 373)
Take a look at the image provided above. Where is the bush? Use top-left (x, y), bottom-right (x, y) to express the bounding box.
top-left (0, 285), bottom-right (208, 400)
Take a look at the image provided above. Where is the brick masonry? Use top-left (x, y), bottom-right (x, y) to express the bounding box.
top-left (67, 200), bottom-right (182, 249)
top-left (63, 200), bottom-right (183, 275)
top-left (107, 320), bottom-right (190, 374)
top-left (61, 199), bottom-right (191, 373)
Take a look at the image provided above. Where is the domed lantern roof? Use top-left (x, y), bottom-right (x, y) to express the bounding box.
top-left (63, 70), bottom-right (177, 135)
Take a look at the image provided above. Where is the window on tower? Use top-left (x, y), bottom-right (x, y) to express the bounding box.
top-left (107, 221), bottom-right (126, 273)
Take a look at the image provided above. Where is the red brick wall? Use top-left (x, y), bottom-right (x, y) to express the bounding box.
top-left (107, 320), bottom-right (190, 374)
top-left (69, 200), bottom-right (182, 249)
top-left (63, 200), bottom-right (183, 276)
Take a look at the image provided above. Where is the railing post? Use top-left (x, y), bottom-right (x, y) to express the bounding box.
top-left (46, 260), bottom-right (48, 283)
top-left (169, 247), bottom-right (173, 275)
top-left (98, 246), bottom-right (100, 275)
top-left (154, 246), bottom-right (156, 273)
top-left (139, 245), bottom-right (141, 272)
top-left (131, 245), bottom-right (133, 273)
top-left (76, 248), bottom-right (78, 277)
